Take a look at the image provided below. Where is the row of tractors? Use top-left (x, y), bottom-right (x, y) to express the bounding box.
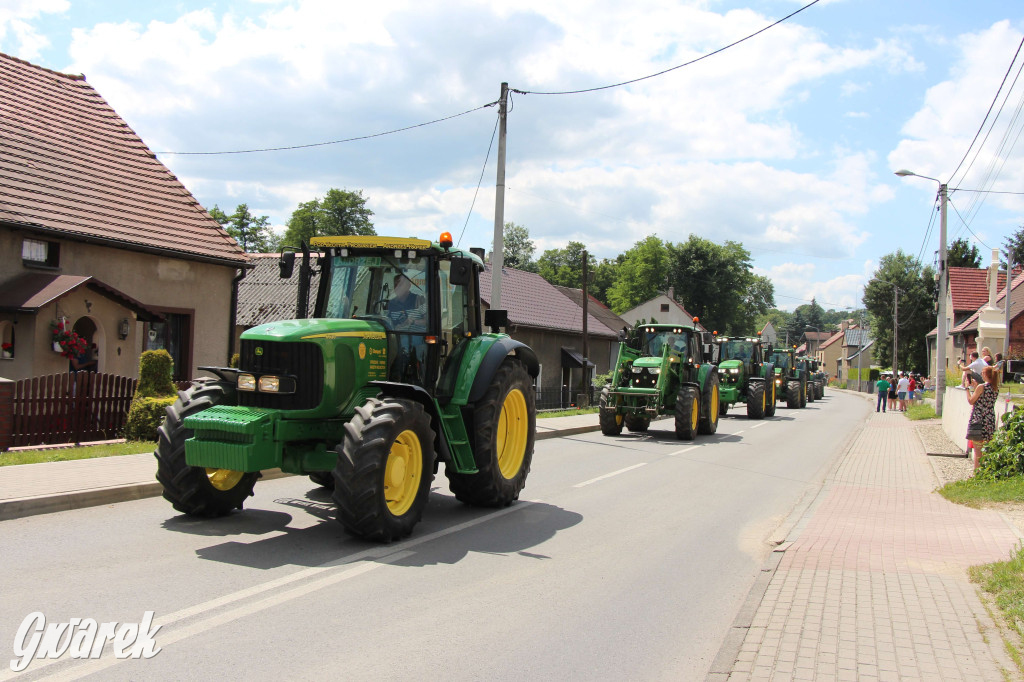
top-left (599, 323), bottom-right (827, 439)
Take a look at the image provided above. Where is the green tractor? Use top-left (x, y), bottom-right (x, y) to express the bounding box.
top-left (155, 233), bottom-right (538, 542)
top-left (599, 323), bottom-right (720, 440)
top-left (798, 356), bottom-right (826, 401)
top-left (768, 346), bottom-right (808, 409)
top-left (713, 335), bottom-right (777, 419)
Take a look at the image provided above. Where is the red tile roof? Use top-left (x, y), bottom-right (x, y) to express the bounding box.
top-left (0, 52), bottom-right (248, 266)
top-left (480, 266), bottom-right (618, 338)
top-left (0, 272), bottom-right (162, 320)
top-left (948, 267), bottom-right (1009, 313)
top-left (951, 270), bottom-right (1024, 333)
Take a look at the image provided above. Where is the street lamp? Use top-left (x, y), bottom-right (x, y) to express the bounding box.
top-left (895, 169), bottom-right (948, 416)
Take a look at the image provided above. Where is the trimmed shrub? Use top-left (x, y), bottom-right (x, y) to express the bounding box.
top-left (124, 350), bottom-right (177, 441)
top-left (976, 408), bottom-right (1024, 480)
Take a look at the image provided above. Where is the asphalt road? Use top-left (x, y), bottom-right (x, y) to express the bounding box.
top-left (0, 390), bottom-right (869, 681)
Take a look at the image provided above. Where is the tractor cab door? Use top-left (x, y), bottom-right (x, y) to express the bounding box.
top-left (436, 257), bottom-right (482, 391)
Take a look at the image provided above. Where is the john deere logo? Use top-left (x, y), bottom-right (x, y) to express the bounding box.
top-left (358, 343), bottom-right (366, 360)
top-left (255, 347), bottom-right (263, 356)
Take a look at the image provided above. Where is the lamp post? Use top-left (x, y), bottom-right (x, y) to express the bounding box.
top-left (895, 169), bottom-right (947, 416)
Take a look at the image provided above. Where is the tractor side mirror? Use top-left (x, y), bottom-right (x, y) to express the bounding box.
top-left (449, 257), bottom-right (473, 286)
top-left (279, 251), bottom-right (296, 279)
top-left (484, 308), bottom-right (509, 333)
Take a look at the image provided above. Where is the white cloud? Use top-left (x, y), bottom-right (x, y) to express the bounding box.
top-left (0, 0), bottom-right (68, 59)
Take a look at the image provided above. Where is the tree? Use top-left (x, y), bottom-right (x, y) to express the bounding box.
top-left (666, 237), bottom-right (773, 333)
top-left (281, 188), bottom-right (375, 246)
top-left (784, 298), bottom-right (826, 344)
top-left (209, 203), bottom-right (279, 253)
top-left (1007, 224), bottom-right (1024, 267)
top-left (536, 241), bottom-right (594, 289)
top-left (498, 222), bottom-right (537, 271)
top-left (863, 250), bottom-right (936, 373)
top-left (606, 236), bottom-right (671, 314)
top-left (947, 237), bottom-right (982, 268)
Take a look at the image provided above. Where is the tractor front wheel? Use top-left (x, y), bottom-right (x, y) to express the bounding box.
top-left (765, 379), bottom-right (777, 417)
top-left (698, 370), bottom-right (720, 435)
top-left (625, 413), bottom-right (650, 432)
top-left (155, 380), bottom-right (260, 517)
top-left (599, 386), bottom-right (624, 436)
top-left (785, 381), bottom-right (801, 409)
top-left (333, 398), bottom-right (435, 542)
top-left (675, 386), bottom-right (700, 440)
top-left (746, 380), bottom-right (766, 419)
top-left (446, 358), bottom-right (535, 507)
top-left (309, 472), bottom-right (334, 489)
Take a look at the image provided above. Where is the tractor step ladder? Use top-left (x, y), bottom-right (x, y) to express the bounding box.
top-left (437, 403), bottom-right (478, 473)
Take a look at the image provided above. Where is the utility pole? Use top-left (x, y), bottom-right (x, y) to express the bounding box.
top-left (581, 250), bottom-right (590, 404)
top-left (893, 288), bottom-right (898, 374)
top-left (491, 82), bottom-right (508, 309)
top-left (1005, 249), bottom-right (1013, 362)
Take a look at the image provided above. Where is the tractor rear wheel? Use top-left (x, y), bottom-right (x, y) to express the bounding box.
top-left (624, 413), bottom-right (650, 432)
top-left (765, 379), bottom-right (777, 417)
top-left (800, 381), bottom-right (808, 408)
top-left (333, 398), bottom-right (435, 542)
top-left (698, 370), bottom-right (720, 435)
top-left (599, 386), bottom-right (624, 436)
top-left (785, 381), bottom-right (801, 409)
top-left (746, 380), bottom-right (766, 419)
top-left (807, 381), bottom-right (816, 403)
top-left (674, 386), bottom-right (699, 440)
top-left (446, 358), bottom-right (535, 507)
top-left (155, 380), bottom-right (260, 517)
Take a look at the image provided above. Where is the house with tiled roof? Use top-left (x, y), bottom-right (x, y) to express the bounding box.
top-left (481, 266), bottom-right (619, 406)
top-left (234, 253), bottom-right (321, 348)
top-left (620, 288), bottom-right (707, 331)
top-left (759, 321), bottom-right (778, 346)
top-left (949, 269), bottom-right (1024, 362)
top-left (0, 52), bottom-right (249, 381)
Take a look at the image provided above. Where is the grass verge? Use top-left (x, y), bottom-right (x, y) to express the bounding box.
top-left (0, 442), bottom-right (156, 467)
top-left (905, 404), bottom-right (937, 420)
top-left (939, 476), bottom-right (1024, 507)
top-left (538, 407), bottom-right (599, 418)
top-left (970, 545), bottom-right (1024, 663)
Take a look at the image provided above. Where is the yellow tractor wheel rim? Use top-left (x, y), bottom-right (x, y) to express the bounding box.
top-left (690, 396), bottom-right (699, 432)
top-left (709, 384), bottom-right (719, 423)
top-left (206, 468), bottom-right (244, 491)
top-left (385, 429), bottom-right (423, 517)
top-left (615, 412), bottom-right (624, 427)
top-left (497, 388), bottom-right (529, 479)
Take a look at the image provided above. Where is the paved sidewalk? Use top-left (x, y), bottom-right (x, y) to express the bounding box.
top-left (0, 412), bottom-right (600, 521)
top-left (709, 401), bottom-right (1024, 681)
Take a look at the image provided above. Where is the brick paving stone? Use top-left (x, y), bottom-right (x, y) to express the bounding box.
top-left (712, 399), bottom-right (1023, 681)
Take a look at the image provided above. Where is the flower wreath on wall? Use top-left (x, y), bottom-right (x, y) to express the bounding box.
top-left (51, 319), bottom-right (88, 359)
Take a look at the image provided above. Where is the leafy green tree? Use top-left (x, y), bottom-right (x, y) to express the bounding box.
top-left (606, 235), bottom-right (671, 314)
top-left (863, 250), bottom-right (936, 372)
top-left (536, 241), bottom-right (594, 288)
top-left (1007, 225), bottom-right (1024, 267)
top-left (785, 298), bottom-right (826, 343)
top-left (209, 203), bottom-right (279, 253)
top-left (590, 257), bottom-right (620, 306)
top-left (947, 237), bottom-right (982, 268)
top-left (281, 188), bottom-right (375, 246)
top-left (667, 237), bottom-right (772, 333)
top-left (498, 222), bottom-right (537, 271)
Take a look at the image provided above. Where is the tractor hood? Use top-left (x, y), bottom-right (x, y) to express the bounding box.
top-left (719, 359), bottom-right (743, 372)
top-left (632, 356), bottom-right (673, 369)
top-left (241, 317), bottom-right (387, 343)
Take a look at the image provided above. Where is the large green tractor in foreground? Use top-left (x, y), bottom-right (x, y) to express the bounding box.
top-left (769, 347), bottom-right (808, 409)
top-left (599, 323), bottom-right (720, 440)
top-left (155, 234), bottom-right (538, 542)
top-left (714, 335), bottom-right (776, 419)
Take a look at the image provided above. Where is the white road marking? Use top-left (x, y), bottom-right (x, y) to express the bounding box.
top-left (750, 422), bottom-right (767, 429)
top-left (573, 463), bottom-right (647, 488)
top-left (732, 430), bottom-right (746, 436)
top-left (667, 446), bottom-right (701, 456)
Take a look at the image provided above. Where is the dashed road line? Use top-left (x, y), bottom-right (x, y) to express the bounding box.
top-left (573, 463), bottom-right (647, 488)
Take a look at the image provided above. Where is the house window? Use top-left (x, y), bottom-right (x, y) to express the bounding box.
top-left (146, 313), bottom-right (192, 381)
top-left (660, 303), bottom-right (670, 312)
top-left (22, 238), bottom-right (60, 268)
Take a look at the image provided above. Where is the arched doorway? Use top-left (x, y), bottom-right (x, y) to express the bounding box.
top-left (72, 316), bottom-right (100, 372)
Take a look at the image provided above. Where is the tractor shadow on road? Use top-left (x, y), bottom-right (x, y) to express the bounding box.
top-left (183, 486), bottom-right (581, 570)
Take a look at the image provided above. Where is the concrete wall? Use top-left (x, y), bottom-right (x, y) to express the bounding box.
top-left (941, 385), bottom-right (1013, 450)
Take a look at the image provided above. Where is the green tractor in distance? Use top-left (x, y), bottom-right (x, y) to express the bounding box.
top-left (799, 356), bottom-right (826, 401)
top-left (713, 335), bottom-right (777, 419)
top-left (599, 322), bottom-right (720, 440)
top-left (155, 233), bottom-right (538, 542)
top-left (769, 346), bottom-right (808, 409)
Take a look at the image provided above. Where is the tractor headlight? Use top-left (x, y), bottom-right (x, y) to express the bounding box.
top-left (237, 374), bottom-right (256, 391)
top-left (648, 368), bottom-right (661, 375)
top-left (632, 367), bottom-right (642, 374)
top-left (729, 368), bottom-right (739, 374)
top-left (259, 375), bottom-right (281, 392)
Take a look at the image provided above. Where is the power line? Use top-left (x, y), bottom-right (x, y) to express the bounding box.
top-left (947, 195), bottom-right (992, 249)
top-left (154, 101), bottom-right (499, 156)
top-left (511, 0), bottom-right (822, 96)
top-left (457, 114), bottom-right (500, 248)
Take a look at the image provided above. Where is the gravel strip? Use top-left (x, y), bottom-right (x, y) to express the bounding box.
top-left (915, 421), bottom-right (974, 485)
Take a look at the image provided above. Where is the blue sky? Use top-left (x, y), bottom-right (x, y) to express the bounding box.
top-left (3, 0), bottom-right (1023, 312)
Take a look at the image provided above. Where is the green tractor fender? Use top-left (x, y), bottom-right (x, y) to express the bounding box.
top-left (465, 336), bottom-right (540, 404)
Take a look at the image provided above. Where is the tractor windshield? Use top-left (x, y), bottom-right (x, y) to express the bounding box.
top-left (323, 253), bottom-right (429, 331)
top-left (640, 329), bottom-right (689, 357)
top-left (719, 340), bottom-right (752, 363)
top-left (771, 352), bottom-right (791, 370)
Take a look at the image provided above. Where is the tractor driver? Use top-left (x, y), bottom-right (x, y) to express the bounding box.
top-left (388, 273), bottom-right (428, 384)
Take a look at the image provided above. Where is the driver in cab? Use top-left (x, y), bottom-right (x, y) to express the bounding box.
top-left (388, 274), bottom-right (426, 330)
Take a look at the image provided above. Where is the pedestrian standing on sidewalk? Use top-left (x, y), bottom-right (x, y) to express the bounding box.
top-left (907, 374), bottom-right (917, 406)
top-left (967, 365), bottom-right (1000, 472)
top-left (897, 372), bottom-right (910, 411)
top-left (887, 374), bottom-right (898, 411)
top-left (875, 374), bottom-right (891, 413)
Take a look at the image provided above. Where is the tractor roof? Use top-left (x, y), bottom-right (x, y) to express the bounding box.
top-left (309, 235), bottom-right (483, 266)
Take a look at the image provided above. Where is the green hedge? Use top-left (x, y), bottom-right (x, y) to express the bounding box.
top-left (123, 396), bottom-right (176, 442)
top-left (124, 349), bottom-right (177, 441)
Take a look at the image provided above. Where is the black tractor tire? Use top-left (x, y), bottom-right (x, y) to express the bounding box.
top-left (155, 380), bottom-right (260, 517)
top-left (764, 378), bottom-right (777, 417)
top-left (800, 380), bottom-right (808, 408)
top-left (309, 472), bottom-right (335, 489)
top-left (446, 358), bottom-right (535, 507)
top-left (785, 381), bottom-right (801, 409)
top-left (746, 380), bottom-right (766, 419)
top-left (624, 413), bottom-right (650, 432)
top-left (674, 385), bottom-right (700, 441)
top-left (807, 380), bottom-right (816, 403)
top-left (333, 397), bottom-right (435, 542)
top-left (720, 402), bottom-right (729, 416)
top-left (698, 370), bottom-right (720, 435)
top-left (816, 382), bottom-right (825, 400)
top-left (599, 386), bottom-right (624, 436)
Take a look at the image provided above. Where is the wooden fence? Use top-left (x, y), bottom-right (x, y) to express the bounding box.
top-left (8, 373), bottom-right (194, 448)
